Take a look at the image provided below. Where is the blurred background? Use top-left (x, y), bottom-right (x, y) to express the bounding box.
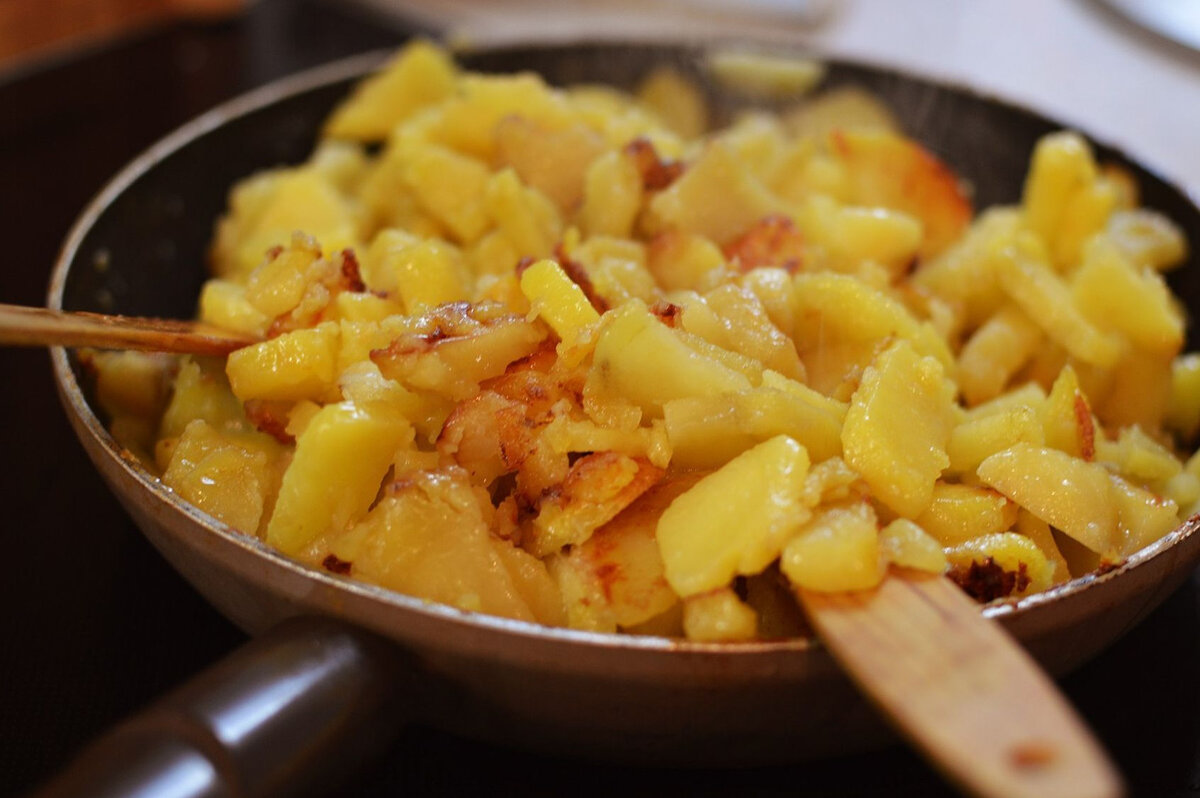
top-left (3, 0), bottom-right (1199, 190)
top-left (2, 1), bottom-right (1200, 796)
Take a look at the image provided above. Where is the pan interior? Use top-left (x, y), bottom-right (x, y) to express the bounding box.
top-left (51, 40), bottom-right (1200, 653)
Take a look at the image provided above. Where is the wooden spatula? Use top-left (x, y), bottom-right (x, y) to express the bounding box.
top-left (0, 303), bottom-right (257, 355)
top-left (798, 571), bottom-right (1123, 798)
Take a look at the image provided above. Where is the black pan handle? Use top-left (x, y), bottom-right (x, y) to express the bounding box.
top-left (28, 616), bottom-right (410, 798)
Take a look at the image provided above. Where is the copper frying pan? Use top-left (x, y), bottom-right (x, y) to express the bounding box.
top-left (33, 42), bottom-right (1200, 796)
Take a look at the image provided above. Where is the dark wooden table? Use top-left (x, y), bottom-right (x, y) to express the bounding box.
top-left (3, 1), bottom-right (1199, 795)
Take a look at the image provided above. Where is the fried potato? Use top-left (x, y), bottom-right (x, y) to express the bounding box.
top-left (95, 40), bottom-right (1200, 640)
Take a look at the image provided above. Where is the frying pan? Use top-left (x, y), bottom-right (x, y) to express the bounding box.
top-left (35, 41), bottom-right (1200, 796)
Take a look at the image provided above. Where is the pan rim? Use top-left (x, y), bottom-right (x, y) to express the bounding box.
top-left (45, 39), bottom-right (1200, 658)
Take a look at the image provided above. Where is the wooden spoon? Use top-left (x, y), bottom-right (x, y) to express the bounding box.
top-left (799, 571), bottom-right (1123, 798)
top-left (0, 303), bottom-right (257, 356)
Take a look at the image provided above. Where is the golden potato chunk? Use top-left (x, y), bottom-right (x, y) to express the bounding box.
top-left (914, 483), bottom-right (1018, 547)
top-left (829, 128), bottom-right (971, 259)
top-left (519, 258), bottom-right (601, 350)
top-left (663, 382), bottom-right (845, 469)
top-left (372, 305), bottom-right (548, 401)
top-left (647, 140), bottom-right (781, 245)
top-left (553, 474), bottom-right (699, 630)
top-left (330, 469), bottom-right (563, 624)
top-left (658, 435), bottom-right (811, 597)
top-left (323, 40), bottom-right (457, 140)
top-left (226, 323), bottom-right (341, 403)
top-left (161, 420), bottom-right (284, 536)
top-left (842, 339), bottom-right (955, 518)
top-left (266, 400), bottom-right (411, 554)
top-left (946, 532), bottom-right (1054, 601)
top-left (781, 501), bottom-right (886, 592)
top-left (527, 452), bottom-right (664, 557)
top-left (977, 444), bottom-right (1117, 555)
top-left (879, 519), bottom-right (948, 574)
top-left (589, 301), bottom-right (752, 416)
top-left (683, 588), bottom-right (758, 642)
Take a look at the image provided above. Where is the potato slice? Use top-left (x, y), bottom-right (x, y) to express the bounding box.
top-left (553, 474), bottom-right (698, 629)
top-left (914, 483), bottom-right (1018, 547)
top-left (372, 308), bottom-right (547, 401)
top-left (957, 305), bottom-right (1042, 406)
top-left (519, 258), bottom-right (601, 349)
top-left (1106, 208), bottom-right (1188, 271)
top-left (331, 470), bottom-right (560, 624)
top-left (683, 588), bottom-right (758, 642)
top-left (663, 382), bottom-right (845, 468)
top-left (791, 272), bottom-right (954, 374)
top-left (1014, 510), bottom-right (1071, 585)
top-left (658, 435), bottom-right (811, 597)
top-left (227, 323), bottom-right (341, 403)
top-left (829, 128), bottom-right (971, 259)
top-left (842, 339), bottom-right (955, 518)
top-left (879, 518), bottom-right (947, 574)
top-left (946, 532), bottom-right (1054, 601)
top-left (1042, 365), bottom-right (1096, 460)
top-left (363, 231), bottom-right (470, 313)
top-left (266, 400), bottom-right (411, 554)
top-left (647, 139), bottom-right (782, 245)
top-left (781, 501), bottom-right (885, 592)
top-left (946, 403), bottom-right (1044, 476)
top-left (485, 168), bottom-right (562, 259)
top-left (162, 420), bottom-right (284, 536)
top-left (977, 443), bottom-right (1117, 555)
top-left (1165, 354), bottom-right (1200, 440)
top-left (579, 150), bottom-right (644, 239)
top-left (991, 242), bottom-right (1122, 368)
top-left (496, 117), bottom-right (606, 211)
top-left (527, 452), bottom-right (664, 557)
top-left (1072, 237), bottom-right (1183, 355)
top-left (1109, 474), bottom-right (1181, 556)
top-left (323, 40), bottom-right (457, 140)
top-left (589, 301), bottom-right (752, 416)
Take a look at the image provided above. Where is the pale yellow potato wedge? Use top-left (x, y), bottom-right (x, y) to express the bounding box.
top-left (519, 258), bottom-right (601, 350)
top-left (589, 301), bottom-right (752, 416)
top-left (842, 339), bottom-right (955, 518)
top-left (658, 435), bottom-right (810, 597)
top-left (781, 501), bottom-right (886, 592)
top-left (331, 470), bottom-right (562, 625)
top-left (946, 403), bottom-right (1045, 476)
top-left (879, 518), bottom-right (948, 574)
top-left (1072, 237), bottom-right (1183, 355)
top-left (914, 483), bottom-right (1018, 548)
top-left (162, 420), bottom-right (284, 536)
top-left (663, 383), bottom-right (845, 468)
top-left (683, 588), bottom-right (758, 642)
top-left (647, 140), bottom-right (782, 245)
top-left (266, 400), bottom-right (411, 554)
top-left (323, 40), bottom-right (457, 140)
top-left (552, 474), bottom-right (698, 630)
top-left (1109, 474), bottom-right (1181, 556)
top-left (227, 323), bottom-right (341, 403)
top-left (977, 444), bottom-right (1117, 555)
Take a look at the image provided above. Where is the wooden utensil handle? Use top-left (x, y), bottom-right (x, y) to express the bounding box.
top-left (799, 572), bottom-right (1123, 798)
top-left (0, 303), bottom-right (257, 355)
